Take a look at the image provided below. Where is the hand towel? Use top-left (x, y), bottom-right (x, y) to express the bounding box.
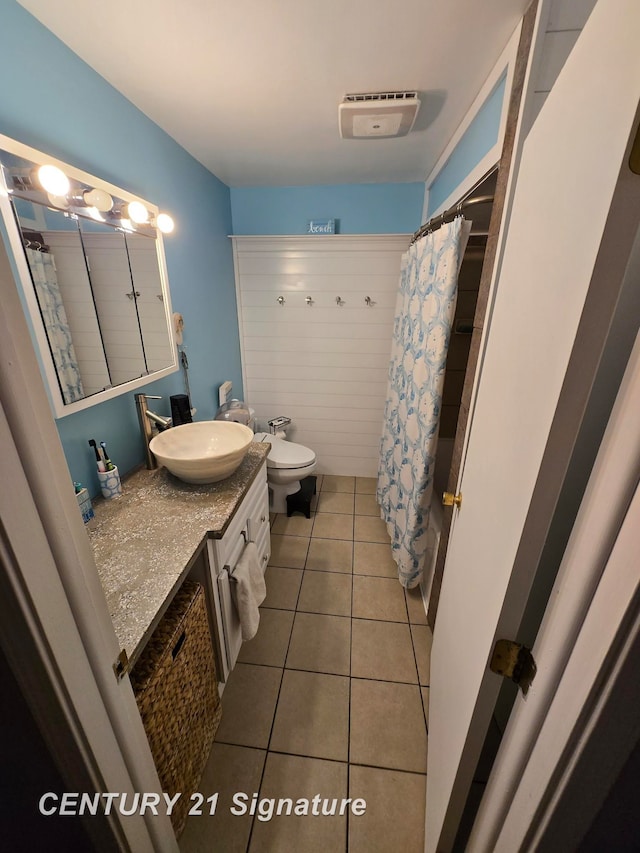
top-left (231, 542), bottom-right (266, 641)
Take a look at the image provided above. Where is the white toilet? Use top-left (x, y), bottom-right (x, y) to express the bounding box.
top-left (253, 431), bottom-right (317, 514)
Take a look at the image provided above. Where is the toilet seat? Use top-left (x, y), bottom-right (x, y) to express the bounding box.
top-left (254, 432), bottom-right (316, 469)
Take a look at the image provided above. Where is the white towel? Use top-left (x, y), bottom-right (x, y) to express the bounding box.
top-left (231, 542), bottom-right (266, 641)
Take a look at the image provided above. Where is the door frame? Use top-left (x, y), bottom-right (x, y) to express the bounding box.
top-left (470, 331), bottom-right (640, 851)
top-left (427, 0), bottom-right (539, 628)
top-left (0, 213), bottom-right (178, 850)
top-left (426, 0), bottom-right (640, 846)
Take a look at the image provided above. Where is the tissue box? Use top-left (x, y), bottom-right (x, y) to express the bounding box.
top-left (76, 487), bottom-right (95, 525)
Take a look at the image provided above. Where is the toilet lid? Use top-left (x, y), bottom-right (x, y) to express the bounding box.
top-left (254, 432), bottom-right (316, 469)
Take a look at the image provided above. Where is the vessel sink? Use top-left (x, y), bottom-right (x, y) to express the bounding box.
top-left (149, 421), bottom-right (254, 484)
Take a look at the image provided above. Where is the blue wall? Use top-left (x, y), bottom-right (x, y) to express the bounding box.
top-left (231, 183), bottom-right (424, 235)
top-left (0, 0), bottom-right (243, 497)
top-left (427, 72), bottom-right (507, 216)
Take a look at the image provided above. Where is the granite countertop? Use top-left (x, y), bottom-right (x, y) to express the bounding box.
top-left (89, 442), bottom-right (269, 664)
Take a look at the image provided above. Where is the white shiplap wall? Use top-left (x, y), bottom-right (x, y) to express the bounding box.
top-left (232, 235), bottom-right (410, 477)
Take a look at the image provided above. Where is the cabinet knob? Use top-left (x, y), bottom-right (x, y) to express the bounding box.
top-left (262, 554), bottom-right (268, 563)
top-left (261, 515), bottom-right (267, 523)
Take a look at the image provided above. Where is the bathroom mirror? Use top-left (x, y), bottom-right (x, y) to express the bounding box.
top-left (0, 134), bottom-right (177, 417)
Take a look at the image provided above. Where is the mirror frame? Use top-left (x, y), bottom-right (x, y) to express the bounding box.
top-left (0, 134), bottom-right (178, 418)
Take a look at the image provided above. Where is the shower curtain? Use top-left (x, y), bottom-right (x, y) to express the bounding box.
top-left (27, 247), bottom-right (84, 404)
top-left (377, 217), bottom-right (469, 589)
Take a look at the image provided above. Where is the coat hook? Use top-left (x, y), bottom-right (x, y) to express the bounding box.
top-left (365, 296), bottom-right (376, 306)
top-left (305, 296), bottom-right (314, 306)
top-left (336, 296), bottom-right (345, 306)
top-left (277, 296), bottom-right (285, 305)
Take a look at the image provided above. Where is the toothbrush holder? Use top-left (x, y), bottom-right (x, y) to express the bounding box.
top-left (98, 466), bottom-right (122, 499)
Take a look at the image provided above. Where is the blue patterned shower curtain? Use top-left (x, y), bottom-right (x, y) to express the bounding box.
top-left (27, 247), bottom-right (84, 404)
top-left (377, 218), bottom-right (467, 589)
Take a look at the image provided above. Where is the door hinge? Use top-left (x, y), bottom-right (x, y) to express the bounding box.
top-left (113, 648), bottom-right (130, 682)
top-left (489, 639), bottom-right (537, 695)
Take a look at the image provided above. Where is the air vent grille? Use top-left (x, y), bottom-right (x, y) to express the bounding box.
top-left (344, 91), bottom-right (418, 103)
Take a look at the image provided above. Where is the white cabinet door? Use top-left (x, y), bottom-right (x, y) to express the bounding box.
top-left (426, 3), bottom-right (640, 850)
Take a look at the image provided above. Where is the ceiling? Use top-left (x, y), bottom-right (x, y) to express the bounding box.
top-left (19, 0), bottom-right (530, 188)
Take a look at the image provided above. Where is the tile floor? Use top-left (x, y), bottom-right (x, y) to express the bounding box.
top-left (180, 474), bottom-right (432, 853)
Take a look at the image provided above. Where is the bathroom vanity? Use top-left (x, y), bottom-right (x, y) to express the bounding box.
top-left (89, 442), bottom-right (270, 685)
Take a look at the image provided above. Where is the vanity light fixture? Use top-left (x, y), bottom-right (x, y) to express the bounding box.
top-left (37, 164), bottom-right (70, 196)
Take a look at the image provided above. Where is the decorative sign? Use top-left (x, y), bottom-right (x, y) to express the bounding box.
top-left (307, 219), bottom-right (335, 234)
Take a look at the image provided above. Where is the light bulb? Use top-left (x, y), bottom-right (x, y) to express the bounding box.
top-left (127, 201), bottom-right (148, 224)
top-left (83, 187), bottom-right (113, 212)
top-left (119, 218), bottom-right (134, 232)
top-left (47, 193), bottom-right (70, 210)
top-left (156, 212), bottom-right (174, 234)
top-left (38, 164), bottom-right (70, 196)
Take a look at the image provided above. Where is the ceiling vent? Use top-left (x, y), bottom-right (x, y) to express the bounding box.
top-left (339, 91), bottom-right (420, 139)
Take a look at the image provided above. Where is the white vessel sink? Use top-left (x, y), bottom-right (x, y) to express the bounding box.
top-left (149, 421), bottom-right (254, 484)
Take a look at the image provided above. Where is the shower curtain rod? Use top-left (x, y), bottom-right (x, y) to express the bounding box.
top-left (411, 166), bottom-right (498, 245)
top-left (410, 194), bottom-right (494, 245)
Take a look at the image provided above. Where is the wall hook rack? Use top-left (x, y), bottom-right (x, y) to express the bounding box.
top-left (336, 296), bottom-right (345, 306)
top-left (365, 296), bottom-right (376, 306)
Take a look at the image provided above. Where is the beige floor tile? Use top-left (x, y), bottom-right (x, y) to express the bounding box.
top-left (321, 474), bottom-right (355, 493)
top-left (305, 538), bottom-right (353, 574)
top-left (353, 541), bottom-right (397, 578)
top-left (298, 570), bottom-right (352, 617)
top-left (355, 476), bottom-right (377, 495)
top-left (271, 513), bottom-right (315, 537)
top-left (316, 491), bottom-right (355, 514)
top-left (411, 624), bottom-right (433, 686)
top-left (237, 608), bottom-right (294, 668)
top-left (262, 566), bottom-right (303, 610)
top-left (354, 515), bottom-right (390, 544)
top-left (348, 765), bottom-right (426, 853)
top-left (355, 493), bottom-right (380, 517)
top-left (350, 679), bottom-right (427, 773)
top-left (405, 587), bottom-right (428, 624)
top-left (180, 743), bottom-right (265, 853)
top-left (352, 576), bottom-right (407, 622)
top-left (270, 669), bottom-right (350, 761)
top-left (268, 534), bottom-right (309, 569)
top-left (312, 512), bottom-right (354, 540)
top-left (215, 664), bottom-right (282, 749)
top-left (351, 619), bottom-right (417, 683)
top-left (249, 753), bottom-right (348, 853)
top-left (421, 686), bottom-right (430, 730)
top-left (286, 612), bottom-right (351, 675)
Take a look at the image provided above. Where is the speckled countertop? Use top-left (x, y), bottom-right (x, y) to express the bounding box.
top-left (89, 442), bottom-right (269, 665)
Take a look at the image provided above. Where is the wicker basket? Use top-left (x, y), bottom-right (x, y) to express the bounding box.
top-left (130, 580), bottom-right (221, 837)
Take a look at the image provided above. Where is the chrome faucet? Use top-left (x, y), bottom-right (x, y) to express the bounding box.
top-left (135, 393), bottom-right (172, 469)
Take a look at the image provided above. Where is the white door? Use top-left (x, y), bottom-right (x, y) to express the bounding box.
top-left (426, 3), bottom-right (640, 850)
